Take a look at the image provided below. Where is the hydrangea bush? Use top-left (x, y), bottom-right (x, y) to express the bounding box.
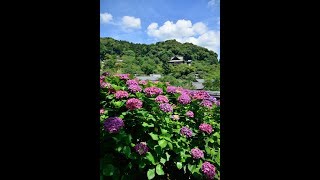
top-left (100, 73), bottom-right (220, 180)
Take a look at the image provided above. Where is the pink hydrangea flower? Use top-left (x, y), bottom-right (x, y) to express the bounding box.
top-left (100, 109), bottom-right (105, 115)
top-left (166, 86), bottom-right (177, 94)
top-left (126, 79), bottom-right (139, 86)
top-left (186, 111), bottom-right (194, 118)
top-left (171, 115), bottom-right (180, 120)
top-left (126, 98), bottom-right (143, 110)
top-left (115, 90), bottom-right (129, 99)
top-left (178, 93), bottom-right (191, 104)
top-left (180, 126), bottom-right (193, 138)
top-left (159, 103), bottom-right (173, 113)
top-left (139, 80), bottom-right (148, 85)
top-left (115, 74), bottom-right (130, 80)
top-left (144, 87), bottom-right (163, 97)
top-left (190, 148), bottom-right (204, 159)
top-left (200, 100), bottom-right (213, 108)
top-left (155, 95), bottom-right (169, 103)
top-left (128, 85), bottom-right (142, 93)
top-left (201, 162), bottom-right (216, 179)
top-left (199, 123), bottom-right (213, 134)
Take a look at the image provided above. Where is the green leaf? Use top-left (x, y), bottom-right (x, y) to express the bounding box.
top-left (165, 152), bottom-right (171, 161)
top-left (188, 164), bottom-right (196, 173)
top-left (156, 164), bottom-right (165, 175)
top-left (160, 157), bottom-right (166, 164)
top-left (142, 122), bottom-right (154, 127)
top-left (168, 142), bottom-right (173, 150)
top-left (145, 152), bottom-right (156, 165)
top-left (147, 168), bottom-right (155, 179)
top-left (149, 132), bottom-right (159, 140)
top-left (177, 162), bottom-right (182, 169)
top-left (158, 140), bottom-right (167, 149)
top-left (122, 146), bottom-right (131, 158)
top-left (160, 128), bottom-right (168, 134)
top-left (103, 164), bottom-right (115, 176)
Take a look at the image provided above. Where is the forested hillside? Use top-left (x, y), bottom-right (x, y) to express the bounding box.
top-left (100, 37), bottom-right (220, 90)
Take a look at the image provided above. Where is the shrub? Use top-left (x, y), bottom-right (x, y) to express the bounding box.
top-left (100, 73), bottom-right (220, 179)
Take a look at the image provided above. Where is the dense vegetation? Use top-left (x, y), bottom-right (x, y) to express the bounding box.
top-left (100, 74), bottom-right (220, 179)
top-left (100, 38), bottom-right (220, 91)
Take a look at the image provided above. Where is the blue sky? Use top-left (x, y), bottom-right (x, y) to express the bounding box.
top-left (100, 0), bottom-right (220, 57)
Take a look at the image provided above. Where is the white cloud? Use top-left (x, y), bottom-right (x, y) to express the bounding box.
top-left (100, 12), bottom-right (113, 24)
top-left (147, 19), bottom-right (220, 54)
top-left (208, 0), bottom-right (219, 7)
top-left (121, 16), bottom-right (141, 29)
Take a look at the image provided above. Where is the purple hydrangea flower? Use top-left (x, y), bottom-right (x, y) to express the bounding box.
top-left (200, 100), bottom-right (213, 108)
top-left (134, 142), bottom-right (149, 155)
top-left (128, 84), bottom-right (142, 93)
top-left (207, 96), bottom-right (217, 103)
top-left (215, 100), bottom-right (220, 106)
top-left (186, 111), bottom-right (194, 118)
top-left (190, 148), bottom-right (204, 159)
top-left (178, 93), bottom-right (191, 104)
top-left (155, 95), bottom-right (169, 103)
top-left (201, 162), bottom-right (216, 179)
top-left (104, 117), bottom-right (124, 133)
top-left (166, 86), bottom-right (177, 94)
top-left (144, 87), bottom-right (163, 97)
top-left (126, 79), bottom-right (139, 86)
top-left (159, 103), bottom-right (173, 113)
top-left (199, 123), bottom-right (213, 134)
top-left (126, 98), bottom-right (143, 110)
top-left (180, 126), bottom-right (193, 138)
top-left (115, 90), bottom-right (129, 99)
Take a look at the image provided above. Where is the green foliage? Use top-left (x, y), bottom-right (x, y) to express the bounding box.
top-left (100, 37), bottom-right (219, 90)
top-left (100, 75), bottom-right (220, 179)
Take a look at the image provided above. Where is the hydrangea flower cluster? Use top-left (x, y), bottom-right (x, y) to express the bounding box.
top-left (175, 87), bottom-right (185, 94)
top-left (104, 117), bottom-right (124, 133)
top-left (115, 90), bottom-right (129, 99)
top-left (100, 109), bottom-right (105, 115)
top-left (138, 80), bottom-right (148, 85)
top-left (171, 115), bottom-right (180, 120)
top-left (101, 72), bottom-right (110, 76)
top-left (199, 123), bottom-right (213, 134)
top-left (115, 74), bottom-right (130, 80)
top-left (201, 162), bottom-right (216, 179)
top-left (190, 148), bottom-right (204, 159)
top-left (126, 98), bottom-right (143, 110)
top-left (207, 96), bottom-right (217, 102)
top-left (186, 111), bottom-right (194, 118)
top-left (159, 103), bottom-right (173, 113)
top-left (128, 85), bottom-right (142, 93)
top-left (177, 93), bottom-right (191, 104)
top-left (200, 100), bottom-right (213, 108)
top-left (166, 86), bottom-right (177, 94)
top-left (144, 87), bottom-right (163, 96)
top-left (134, 142), bottom-right (149, 155)
top-left (180, 126), bottom-right (193, 138)
top-left (126, 79), bottom-right (139, 86)
top-left (155, 95), bottom-right (169, 103)
top-left (215, 100), bottom-right (220, 106)
top-left (192, 91), bottom-right (211, 100)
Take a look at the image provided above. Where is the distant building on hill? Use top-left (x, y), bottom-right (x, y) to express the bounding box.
top-left (169, 55), bottom-right (192, 66)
